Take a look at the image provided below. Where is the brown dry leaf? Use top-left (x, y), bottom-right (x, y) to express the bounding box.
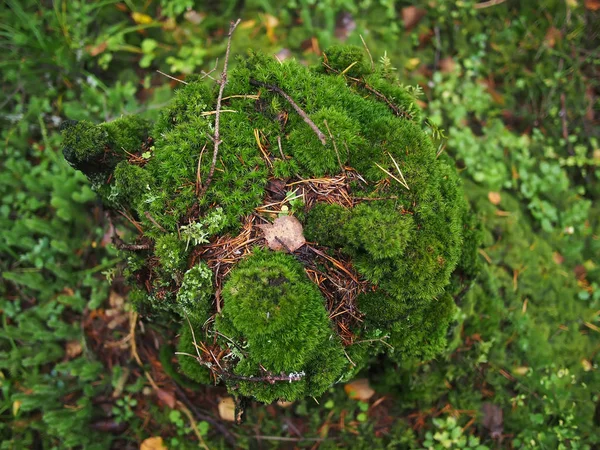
top-left (258, 215), bottom-right (306, 252)
top-left (87, 42), bottom-right (107, 57)
top-left (344, 378), bottom-right (375, 401)
top-left (184, 10), bottom-right (205, 25)
top-left (402, 6), bottom-right (426, 31)
top-left (553, 252), bottom-right (564, 265)
top-left (481, 403), bottom-right (503, 440)
top-left (488, 192), bottom-right (501, 205)
top-left (156, 389), bottom-right (176, 409)
top-left (65, 341), bottom-right (83, 359)
top-left (218, 397), bottom-right (236, 422)
top-left (140, 436), bottom-right (167, 450)
top-left (545, 26), bottom-right (562, 48)
top-left (439, 57), bottom-right (456, 73)
top-left (585, 0), bottom-right (600, 10)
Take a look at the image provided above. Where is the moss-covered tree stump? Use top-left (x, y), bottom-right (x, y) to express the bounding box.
top-left (62, 45), bottom-right (480, 404)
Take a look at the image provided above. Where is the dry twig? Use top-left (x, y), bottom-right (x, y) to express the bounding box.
top-left (197, 19), bottom-right (241, 200)
top-left (249, 78), bottom-right (327, 145)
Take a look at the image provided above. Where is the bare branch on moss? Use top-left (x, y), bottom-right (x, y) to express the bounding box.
top-left (156, 70), bottom-right (188, 85)
top-left (198, 18), bottom-right (241, 201)
top-left (249, 78), bottom-right (327, 145)
top-left (322, 61), bottom-right (413, 120)
top-left (200, 57), bottom-right (219, 81)
top-left (225, 370), bottom-right (305, 385)
top-left (108, 215), bottom-right (150, 251)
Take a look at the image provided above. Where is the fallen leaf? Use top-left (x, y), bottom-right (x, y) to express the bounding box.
top-left (513, 366), bottom-right (529, 376)
top-left (402, 6), bottom-right (426, 31)
top-left (552, 252), bottom-right (564, 265)
top-left (140, 436), bottom-right (167, 450)
top-left (544, 26), bottom-right (562, 48)
top-left (439, 57), bottom-right (456, 73)
top-left (481, 402), bottom-right (503, 439)
top-left (132, 12), bottom-right (153, 25)
top-left (65, 341), bottom-right (82, 359)
top-left (344, 378), bottom-right (375, 401)
top-left (87, 42), bottom-right (107, 57)
top-left (262, 14), bottom-right (279, 43)
top-left (258, 215), bottom-right (306, 252)
top-left (488, 192), bottom-right (501, 205)
top-left (12, 400), bottom-right (21, 416)
top-left (585, 0), bottom-right (600, 10)
top-left (156, 389), bottom-right (176, 409)
top-left (184, 10), bottom-right (204, 25)
top-left (218, 397), bottom-right (236, 422)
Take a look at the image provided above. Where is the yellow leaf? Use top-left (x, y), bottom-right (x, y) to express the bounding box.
top-left (13, 400), bottom-right (22, 416)
top-left (218, 397), bottom-right (236, 422)
top-left (132, 12), bottom-right (153, 25)
top-left (513, 367), bottom-right (529, 376)
top-left (404, 58), bottom-right (420, 71)
top-left (140, 436), bottom-right (167, 450)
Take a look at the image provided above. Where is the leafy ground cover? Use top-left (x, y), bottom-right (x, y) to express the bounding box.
top-left (1, 1), bottom-right (599, 449)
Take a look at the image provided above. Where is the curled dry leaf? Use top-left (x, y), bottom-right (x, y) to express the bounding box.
top-left (218, 397), bottom-right (236, 422)
top-left (140, 436), bottom-right (167, 450)
top-left (258, 215), bottom-right (306, 252)
top-left (488, 191), bottom-right (501, 205)
top-left (156, 389), bottom-right (176, 409)
top-left (481, 402), bottom-right (503, 439)
top-left (344, 378), bottom-right (375, 401)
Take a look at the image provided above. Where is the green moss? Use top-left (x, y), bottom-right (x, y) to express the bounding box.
top-left (321, 45), bottom-right (371, 78)
top-left (63, 46), bottom-right (480, 404)
top-left (102, 115), bottom-right (150, 154)
top-left (213, 249), bottom-right (345, 402)
top-left (154, 233), bottom-right (188, 274)
top-left (111, 161), bottom-right (152, 207)
top-left (175, 263), bottom-right (213, 323)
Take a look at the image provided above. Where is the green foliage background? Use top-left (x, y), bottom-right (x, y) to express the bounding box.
top-left (1, 0), bottom-right (598, 448)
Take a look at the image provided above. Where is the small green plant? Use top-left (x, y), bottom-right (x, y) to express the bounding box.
top-left (112, 395), bottom-right (138, 424)
top-left (422, 416), bottom-right (488, 450)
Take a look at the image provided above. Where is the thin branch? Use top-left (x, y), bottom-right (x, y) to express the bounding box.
top-left (323, 119), bottom-right (345, 172)
top-left (276, 135), bottom-right (285, 159)
top-left (156, 70), bottom-right (188, 85)
top-left (195, 143), bottom-right (207, 195)
top-left (249, 78), bottom-right (327, 145)
top-left (144, 211), bottom-right (167, 232)
top-left (197, 19), bottom-right (241, 200)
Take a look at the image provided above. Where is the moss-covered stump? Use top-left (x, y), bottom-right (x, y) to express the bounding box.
top-left (61, 45), bottom-right (480, 404)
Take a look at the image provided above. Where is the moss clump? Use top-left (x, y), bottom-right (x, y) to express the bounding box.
top-left (213, 249), bottom-right (346, 403)
top-left (62, 46), bottom-right (480, 404)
